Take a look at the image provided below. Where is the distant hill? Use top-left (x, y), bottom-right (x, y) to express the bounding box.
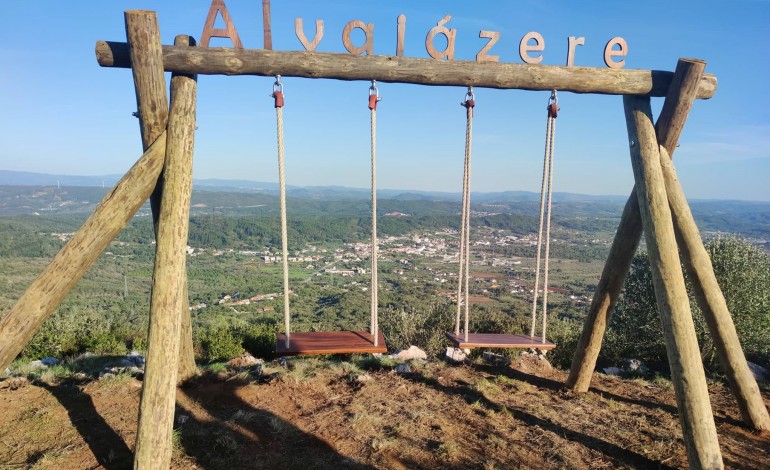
top-left (0, 170), bottom-right (625, 203)
top-left (0, 171), bottom-right (768, 239)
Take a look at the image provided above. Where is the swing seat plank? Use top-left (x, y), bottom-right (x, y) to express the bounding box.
top-left (276, 330), bottom-right (387, 355)
top-left (445, 332), bottom-right (556, 350)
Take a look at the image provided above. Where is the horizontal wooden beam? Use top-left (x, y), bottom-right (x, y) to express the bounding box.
top-left (95, 41), bottom-right (717, 98)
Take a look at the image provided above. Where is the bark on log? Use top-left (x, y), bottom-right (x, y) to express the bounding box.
top-left (171, 34), bottom-right (198, 384)
top-left (134, 53), bottom-right (198, 470)
top-left (660, 148), bottom-right (770, 431)
top-left (95, 41), bottom-right (717, 98)
top-left (625, 95), bottom-right (722, 470)
top-left (0, 134), bottom-right (166, 370)
top-left (125, 10), bottom-right (174, 470)
top-left (567, 59), bottom-right (705, 392)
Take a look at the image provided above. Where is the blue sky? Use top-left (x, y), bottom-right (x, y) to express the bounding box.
top-left (1, 1), bottom-right (768, 200)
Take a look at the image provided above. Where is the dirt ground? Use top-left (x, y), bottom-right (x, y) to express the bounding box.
top-left (1, 357), bottom-right (768, 469)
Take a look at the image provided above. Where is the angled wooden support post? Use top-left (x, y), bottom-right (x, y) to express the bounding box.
top-left (0, 134), bottom-right (166, 371)
top-left (659, 149), bottom-right (770, 430)
top-left (567, 59), bottom-right (705, 392)
top-left (626, 95), bottom-right (723, 470)
top-left (134, 36), bottom-right (198, 470)
top-left (125, 11), bottom-right (196, 383)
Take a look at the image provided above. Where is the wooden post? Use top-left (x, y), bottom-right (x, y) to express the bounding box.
top-left (94, 41), bottom-right (718, 98)
top-left (125, 12), bottom-right (196, 384)
top-left (172, 34), bottom-right (198, 384)
top-left (625, 95), bottom-right (722, 469)
top-left (659, 148), bottom-right (770, 431)
top-left (567, 59), bottom-right (705, 392)
top-left (134, 42), bottom-right (198, 470)
top-left (0, 135), bottom-right (166, 370)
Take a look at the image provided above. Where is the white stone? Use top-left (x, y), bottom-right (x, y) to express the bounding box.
top-left (390, 345), bottom-right (427, 361)
top-left (602, 367), bottom-right (622, 376)
top-left (355, 374), bottom-right (373, 383)
top-left (444, 347), bottom-right (467, 363)
top-left (621, 358), bottom-right (648, 374)
top-left (27, 360), bottom-right (47, 370)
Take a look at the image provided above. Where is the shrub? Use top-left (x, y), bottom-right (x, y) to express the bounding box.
top-left (605, 236), bottom-right (770, 372)
top-left (196, 324), bottom-right (245, 361)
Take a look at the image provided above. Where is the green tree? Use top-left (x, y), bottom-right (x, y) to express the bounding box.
top-left (605, 235), bottom-right (770, 371)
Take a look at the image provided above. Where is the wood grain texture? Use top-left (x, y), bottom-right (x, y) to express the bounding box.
top-left (275, 331), bottom-right (387, 356)
top-left (0, 133), bottom-right (166, 370)
top-left (171, 34), bottom-right (198, 385)
top-left (660, 147), bottom-right (770, 431)
top-left (95, 41), bottom-right (718, 98)
top-left (135, 53), bottom-right (198, 470)
top-left (625, 95), bottom-right (722, 470)
top-left (566, 59), bottom-right (706, 393)
top-left (125, 10), bottom-right (174, 470)
top-left (445, 332), bottom-right (556, 350)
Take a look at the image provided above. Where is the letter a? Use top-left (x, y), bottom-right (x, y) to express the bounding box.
top-left (200, 0), bottom-right (243, 48)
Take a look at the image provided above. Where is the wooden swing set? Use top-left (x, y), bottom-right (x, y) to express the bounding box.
top-left (0, 9), bottom-right (767, 470)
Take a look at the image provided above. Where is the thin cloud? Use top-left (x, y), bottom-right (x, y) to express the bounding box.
top-left (677, 125), bottom-right (770, 164)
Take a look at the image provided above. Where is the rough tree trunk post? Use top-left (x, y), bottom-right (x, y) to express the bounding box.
top-left (133, 43), bottom-right (198, 470)
top-left (0, 135), bottom-right (166, 371)
top-left (659, 148), bottom-right (770, 430)
top-left (625, 95), bottom-right (723, 470)
top-left (124, 11), bottom-right (196, 383)
top-left (171, 34), bottom-right (198, 384)
top-left (567, 58), bottom-right (706, 392)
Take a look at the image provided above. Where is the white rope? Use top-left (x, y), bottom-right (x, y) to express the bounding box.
top-left (530, 93), bottom-right (558, 343)
top-left (463, 101), bottom-right (473, 343)
top-left (454, 89), bottom-right (474, 342)
top-left (274, 81), bottom-right (291, 349)
top-left (541, 114), bottom-right (557, 343)
top-left (370, 98), bottom-right (379, 346)
top-left (530, 115), bottom-right (553, 339)
top-left (455, 115), bottom-right (470, 336)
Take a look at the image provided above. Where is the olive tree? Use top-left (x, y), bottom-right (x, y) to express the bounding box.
top-left (605, 235), bottom-right (770, 371)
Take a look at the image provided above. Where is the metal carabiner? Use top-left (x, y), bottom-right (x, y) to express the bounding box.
top-left (272, 75), bottom-right (283, 96)
top-left (369, 79), bottom-right (380, 99)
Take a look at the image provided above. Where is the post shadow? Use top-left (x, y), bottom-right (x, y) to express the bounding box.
top-left (40, 382), bottom-right (132, 470)
top-left (400, 367), bottom-right (673, 469)
top-left (176, 377), bottom-right (375, 469)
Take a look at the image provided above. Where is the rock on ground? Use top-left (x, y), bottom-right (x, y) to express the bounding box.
top-left (390, 346), bottom-right (427, 361)
top-left (445, 347), bottom-right (467, 363)
top-left (228, 354), bottom-right (264, 369)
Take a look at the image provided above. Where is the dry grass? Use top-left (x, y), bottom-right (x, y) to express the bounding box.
top-left (0, 357), bottom-right (768, 469)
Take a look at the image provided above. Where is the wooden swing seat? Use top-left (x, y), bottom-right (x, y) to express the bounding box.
top-left (276, 330), bottom-right (387, 355)
top-left (445, 332), bottom-right (556, 350)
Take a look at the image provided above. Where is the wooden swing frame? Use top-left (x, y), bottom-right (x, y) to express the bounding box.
top-left (0, 8), bottom-right (766, 469)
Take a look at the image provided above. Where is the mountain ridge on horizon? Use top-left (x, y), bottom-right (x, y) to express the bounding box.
top-left (1, 169), bottom-right (755, 204)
